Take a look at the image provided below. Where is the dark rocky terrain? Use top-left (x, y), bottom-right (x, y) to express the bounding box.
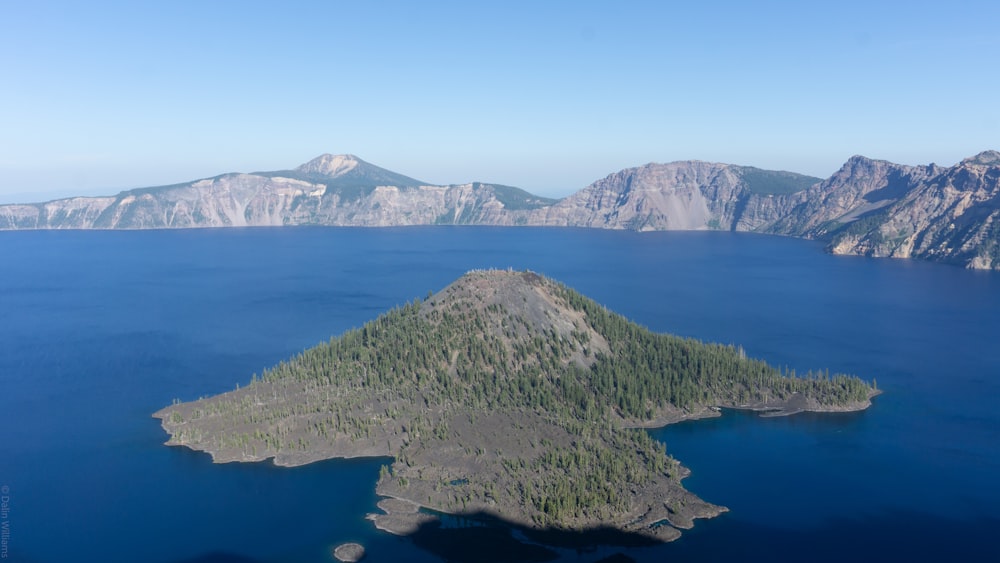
top-left (155, 270), bottom-right (876, 542)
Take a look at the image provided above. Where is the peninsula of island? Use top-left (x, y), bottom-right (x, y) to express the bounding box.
top-left (154, 270), bottom-right (877, 542)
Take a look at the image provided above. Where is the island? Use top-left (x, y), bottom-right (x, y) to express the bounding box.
top-left (154, 270), bottom-right (878, 542)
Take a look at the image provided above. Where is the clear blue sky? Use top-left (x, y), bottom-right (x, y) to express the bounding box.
top-left (1, 0), bottom-right (997, 201)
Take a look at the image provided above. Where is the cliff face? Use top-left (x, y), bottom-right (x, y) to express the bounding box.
top-left (527, 161), bottom-right (739, 230)
top-left (820, 152), bottom-right (1000, 269)
top-left (2, 151), bottom-right (998, 269)
top-left (0, 155), bottom-right (549, 229)
top-left (525, 161), bottom-right (827, 232)
top-left (758, 156), bottom-right (942, 237)
top-left (520, 152), bottom-right (1000, 269)
top-left (0, 196), bottom-right (117, 229)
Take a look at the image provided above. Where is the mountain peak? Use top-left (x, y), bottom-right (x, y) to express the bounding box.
top-left (845, 154), bottom-right (878, 165)
top-left (288, 154), bottom-right (428, 188)
top-left (295, 154), bottom-right (362, 177)
top-left (834, 154), bottom-right (897, 175)
top-left (433, 269), bottom-right (548, 307)
top-left (961, 150), bottom-right (1000, 166)
top-left (425, 269), bottom-right (607, 355)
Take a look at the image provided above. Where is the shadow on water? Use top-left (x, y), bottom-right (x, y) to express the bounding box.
top-left (158, 508), bottom-right (1000, 563)
top-left (377, 507), bottom-right (1000, 563)
top-left (664, 510), bottom-right (1000, 562)
top-left (404, 509), bottom-right (657, 563)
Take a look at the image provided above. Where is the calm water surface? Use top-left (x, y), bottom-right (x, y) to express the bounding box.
top-left (1, 227), bottom-right (998, 562)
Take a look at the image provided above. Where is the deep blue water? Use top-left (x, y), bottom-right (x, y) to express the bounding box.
top-left (1, 227), bottom-right (998, 562)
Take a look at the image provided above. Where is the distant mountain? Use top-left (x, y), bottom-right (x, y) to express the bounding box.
top-left (1, 151), bottom-right (997, 269)
top-left (523, 153), bottom-right (1000, 269)
top-left (0, 154), bottom-right (555, 230)
top-left (524, 161), bottom-right (823, 231)
top-left (255, 153), bottom-right (428, 200)
top-left (801, 152), bottom-right (1000, 270)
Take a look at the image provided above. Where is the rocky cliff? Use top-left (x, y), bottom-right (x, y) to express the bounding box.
top-left (0, 155), bottom-right (554, 229)
top-left (2, 151), bottom-right (998, 269)
top-left (543, 152), bottom-right (1000, 269)
top-left (525, 160), bottom-right (820, 231)
top-left (814, 151), bottom-right (1000, 269)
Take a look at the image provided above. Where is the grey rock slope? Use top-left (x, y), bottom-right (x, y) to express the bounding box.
top-left (0, 154), bottom-right (555, 229)
top-left (2, 151), bottom-right (998, 269)
top-left (525, 160), bottom-right (821, 231)
top-left (523, 152), bottom-right (1000, 269)
top-left (813, 152), bottom-right (1000, 269)
top-left (744, 151), bottom-right (1000, 269)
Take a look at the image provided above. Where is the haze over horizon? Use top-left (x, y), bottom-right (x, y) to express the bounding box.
top-left (2, 0), bottom-right (997, 202)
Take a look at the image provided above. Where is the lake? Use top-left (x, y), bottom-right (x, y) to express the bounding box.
top-left (1, 227), bottom-right (998, 562)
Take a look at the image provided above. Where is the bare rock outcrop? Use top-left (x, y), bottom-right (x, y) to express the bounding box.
top-left (2, 150), bottom-right (998, 269)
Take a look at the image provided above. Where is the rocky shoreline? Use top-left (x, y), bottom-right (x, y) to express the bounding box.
top-left (153, 270), bottom-right (878, 545)
top-left (155, 394), bottom-right (876, 543)
top-left (367, 498), bottom-right (438, 536)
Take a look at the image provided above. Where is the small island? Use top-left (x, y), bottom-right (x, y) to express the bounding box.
top-left (332, 542), bottom-right (365, 562)
top-left (154, 270), bottom-right (877, 542)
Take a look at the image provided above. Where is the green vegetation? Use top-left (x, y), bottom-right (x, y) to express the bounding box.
top-left (256, 162), bottom-right (427, 202)
top-left (982, 214), bottom-right (1000, 265)
top-left (248, 280), bottom-right (867, 421)
top-left (556, 284), bottom-right (874, 415)
top-left (157, 270), bottom-right (875, 537)
top-left (482, 183), bottom-right (559, 210)
top-left (738, 166), bottom-right (821, 195)
top-left (827, 209), bottom-right (892, 248)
